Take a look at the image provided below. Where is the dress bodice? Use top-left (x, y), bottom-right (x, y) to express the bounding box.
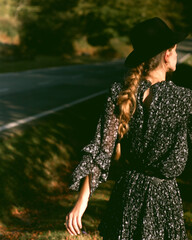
top-left (69, 79), bottom-right (192, 196)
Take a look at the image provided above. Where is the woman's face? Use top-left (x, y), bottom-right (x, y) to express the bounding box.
top-left (166, 45), bottom-right (177, 72)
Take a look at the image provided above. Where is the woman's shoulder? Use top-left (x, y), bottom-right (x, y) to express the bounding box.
top-left (168, 80), bottom-right (192, 98)
top-left (166, 81), bottom-right (192, 113)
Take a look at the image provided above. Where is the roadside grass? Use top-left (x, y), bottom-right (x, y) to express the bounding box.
top-left (0, 93), bottom-right (191, 239)
top-left (0, 61), bottom-right (192, 239)
top-left (0, 94), bottom-right (114, 239)
top-left (0, 53), bottom-right (124, 74)
top-left (0, 35), bottom-right (129, 74)
top-left (0, 30), bottom-right (129, 74)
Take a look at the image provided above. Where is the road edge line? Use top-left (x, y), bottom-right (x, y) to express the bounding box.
top-left (0, 89), bottom-right (107, 132)
top-left (0, 52), bottom-right (191, 133)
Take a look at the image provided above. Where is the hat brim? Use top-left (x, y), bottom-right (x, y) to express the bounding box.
top-left (125, 31), bottom-right (188, 67)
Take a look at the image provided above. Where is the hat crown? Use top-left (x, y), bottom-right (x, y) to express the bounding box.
top-left (125, 17), bottom-right (187, 67)
top-left (130, 17), bottom-right (172, 50)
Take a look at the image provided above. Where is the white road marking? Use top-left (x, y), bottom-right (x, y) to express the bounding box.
top-left (178, 53), bottom-right (191, 63)
top-left (0, 52), bottom-right (191, 133)
top-left (0, 88), bottom-right (9, 93)
top-left (0, 89), bottom-right (107, 132)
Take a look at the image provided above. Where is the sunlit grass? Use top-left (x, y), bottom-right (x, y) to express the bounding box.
top-left (0, 92), bottom-right (191, 239)
top-left (0, 53), bottom-right (122, 74)
top-left (0, 94), bottom-right (111, 239)
top-left (3, 230), bottom-right (102, 240)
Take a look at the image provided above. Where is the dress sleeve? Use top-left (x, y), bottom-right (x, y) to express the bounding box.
top-left (188, 114), bottom-right (192, 145)
top-left (68, 82), bottom-right (121, 197)
top-left (187, 90), bottom-right (192, 144)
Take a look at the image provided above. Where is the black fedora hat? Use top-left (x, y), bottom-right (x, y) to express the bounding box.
top-left (125, 17), bottom-right (187, 67)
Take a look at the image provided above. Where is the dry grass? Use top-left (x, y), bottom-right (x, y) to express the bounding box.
top-left (0, 68), bottom-right (192, 239)
top-left (0, 94), bottom-right (191, 239)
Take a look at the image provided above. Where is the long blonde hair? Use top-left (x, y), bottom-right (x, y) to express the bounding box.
top-left (114, 51), bottom-right (165, 160)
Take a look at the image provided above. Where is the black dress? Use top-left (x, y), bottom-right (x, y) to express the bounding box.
top-left (69, 79), bottom-right (192, 240)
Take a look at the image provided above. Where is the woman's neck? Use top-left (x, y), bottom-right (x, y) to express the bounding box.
top-left (146, 67), bottom-right (166, 85)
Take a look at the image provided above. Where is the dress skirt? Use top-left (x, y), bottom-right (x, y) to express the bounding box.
top-left (98, 170), bottom-right (188, 240)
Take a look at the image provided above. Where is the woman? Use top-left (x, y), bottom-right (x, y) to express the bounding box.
top-left (65, 17), bottom-right (191, 239)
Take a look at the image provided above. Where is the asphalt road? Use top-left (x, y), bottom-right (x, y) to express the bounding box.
top-left (0, 39), bottom-right (191, 131)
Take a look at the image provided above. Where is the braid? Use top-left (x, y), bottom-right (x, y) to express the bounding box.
top-left (114, 50), bottom-right (165, 161)
top-left (118, 64), bottom-right (144, 138)
top-left (113, 64), bottom-right (144, 160)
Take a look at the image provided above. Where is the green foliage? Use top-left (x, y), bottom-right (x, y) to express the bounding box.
top-left (0, 18), bottom-right (18, 37)
top-left (18, 0), bottom-right (80, 55)
top-left (13, 0), bottom-right (189, 56)
top-left (76, 0), bottom-right (185, 47)
top-left (0, 0), bottom-right (191, 57)
top-left (180, 0), bottom-right (192, 32)
top-left (0, 0), bottom-right (19, 38)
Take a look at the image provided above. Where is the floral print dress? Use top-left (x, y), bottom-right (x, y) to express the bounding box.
top-left (69, 79), bottom-right (192, 240)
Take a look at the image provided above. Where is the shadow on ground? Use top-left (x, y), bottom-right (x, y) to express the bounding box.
top-left (0, 94), bottom-right (110, 238)
top-left (0, 63), bottom-right (192, 239)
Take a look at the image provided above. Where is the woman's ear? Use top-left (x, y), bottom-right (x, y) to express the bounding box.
top-left (164, 49), bottom-right (171, 64)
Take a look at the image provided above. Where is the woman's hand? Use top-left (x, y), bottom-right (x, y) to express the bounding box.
top-left (65, 197), bottom-right (88, 235)
top-left (65, 175), bottom-right (90, 235)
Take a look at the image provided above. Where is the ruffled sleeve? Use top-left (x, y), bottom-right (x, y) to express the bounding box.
top-left (69, 81), bottom-right (122, 197)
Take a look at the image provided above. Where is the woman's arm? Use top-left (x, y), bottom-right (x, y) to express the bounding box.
top-left (65, 175), bottom-right (90, 235)
top-left (66, 82), bottom-right (121, 235)
top-left (69, 82), bottom-right (121, 196)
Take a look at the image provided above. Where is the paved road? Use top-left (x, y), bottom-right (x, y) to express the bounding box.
top-left (0, 60), bottom-right (125, 128)
top-left (0, 39), bottom-right (191, 131)
top-left (177, 38), bottom-right (192, 61)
